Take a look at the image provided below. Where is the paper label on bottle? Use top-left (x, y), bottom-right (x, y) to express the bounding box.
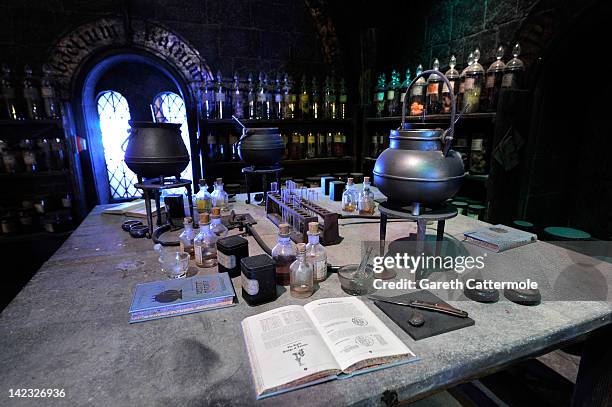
top-left (217, 251), bottom-right (236, 269)
top-left (275, 94), bottom-right (282, 103)
top-left (442, 81), bottom-right (455, 93)
top-left (339, 95), bottom-right (347, 103)
top-left (242, 273), bottom-right (259, 295)
top-left (427, 83), bottom-right (439, 95)
top-left (485, 75), bottom-right (495, 88)
top-left (411, 86), bottom-right (423, 96)
top-left (307, 134), bottom-right (315, 143)
top-left (471, 139), bottom-right (484, 151)
top-left (375, 92), bottom-right (384, 102)
top-left (312, 259), bottom-right (327, 281)
top-left (459, 82), bottom-right (465, 93)
top-left (501, 73), bottom-right (513, 88)
top-left (292, 134), bottom-right (300, 143)
top-left (41, 86), bottom-right (54, 98)
top-left (216, 92), bottom-right (226, 102)
top-left (400, 92), bottom-right (407, 102)
top-left (195, 245), bottom-right (203, 264)
top-left (464, 78), bottom-right (475, 90)
top-left (299, 135), bottom-right (305, 143)
top-left (386, 90), bottom-right (395, 100)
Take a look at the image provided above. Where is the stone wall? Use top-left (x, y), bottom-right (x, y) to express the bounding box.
top-left (0, 0), bottom-right (327, 78)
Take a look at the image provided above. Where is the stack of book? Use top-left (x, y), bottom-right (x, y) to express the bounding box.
top-left (129, 273), bottom-right (236, 323)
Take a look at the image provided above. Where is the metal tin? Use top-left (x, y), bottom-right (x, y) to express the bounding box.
top-left (217, 235), bottom-right (249, 278)
top-left (241, 254), bottom-right (276, 306)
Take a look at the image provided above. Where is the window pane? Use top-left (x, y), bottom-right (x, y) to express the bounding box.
top-left (96, 90), bottom-right (138, 200)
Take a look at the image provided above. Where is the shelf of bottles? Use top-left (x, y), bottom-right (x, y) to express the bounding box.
top-left (0, 63), bottom-right (77, 241)
top-left (199, 71), bottom-right (354, 173)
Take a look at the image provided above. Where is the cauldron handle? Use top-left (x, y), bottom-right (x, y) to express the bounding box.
top-left (401, 69), bottom-right (456, 156)
top-left (120, 127), bottom-right (134, 153)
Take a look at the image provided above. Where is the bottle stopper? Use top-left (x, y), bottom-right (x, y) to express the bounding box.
top-left (184, 216), bottom-right (193, 224)
top-left (211, 207), bottom-right (221, 217)
top-left (216, 177), bottom-right (223, 184)
top-left (308, 222), bottom-right (319, 234)
top-left (279, 223), bottom-right (290, 235)
top-left (199, 213), bottom-right (210, 224)
top-left (347, 177), bottom-right (354, 185)
top-left (296, 243), bottom-right (306, 253)
top-left (364, 176), bottom-right (370, 183)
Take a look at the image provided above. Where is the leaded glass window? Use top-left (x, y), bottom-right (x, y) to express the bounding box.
top-left (96, 90), bottom-right (138, 200)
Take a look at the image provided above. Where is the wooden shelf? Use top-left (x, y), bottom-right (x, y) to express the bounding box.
top-left (205, 157), bottom-right (353, 167)
top-left (365, 112), bottom-right (496, 123)
top-left (465, 173), bottom-right (489, 182)
top-left (0, 170), bottom-right (70, 180)
top-left (0, 229), bottom-right (73, 245)
top-left (201, 118), bottom-right (353, 126)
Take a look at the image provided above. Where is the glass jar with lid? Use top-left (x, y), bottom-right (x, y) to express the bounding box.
top-left (426, 59), bottom-right (443, 115)
top-left (483, 46), bottom-right (506, 112)
top-left (409, 65), bottom-right (426, 116)
top-left (502, 43), bottom-right (525, 90)
top-left (456, 52), bottom-right (473, 112)
top-left (442, 56), bottom-right (459, 114)
top-left (462, 49), bottom-right (484, 113)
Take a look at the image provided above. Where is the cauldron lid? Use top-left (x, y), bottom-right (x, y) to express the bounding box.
top-left (391, 128), bottom-right (445, 139)
top-left (129, 121), bottom-right (182, 129)
top-left (243, 127), bottom-right (279, 135)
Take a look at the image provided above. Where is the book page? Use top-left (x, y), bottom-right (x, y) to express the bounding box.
top-left (304, 297), bottom-right (415, 373)
top-left (242, 305), bottom-right (340, 396)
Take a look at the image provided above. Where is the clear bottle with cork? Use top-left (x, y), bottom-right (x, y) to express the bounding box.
top-left (357, 176), bottom-right (375, 215)
top-left (231, 72), bottom-right (244, 118)
top-left (306, 222), bottom-right (327, 282)
top-left (23, 65), bottom-right (42, 120)
top-left (194, 213), bottom-right (218, 268)
top-left (214, 70), bottom-right (226, 119)
top-left (179, 217), bottom-right (196, 258)
top-left (374, 73), bottom-right (386, 117)
top-left (386, 70), bottom-right (401, 116)
top-left (290, 243), bottom-right (314, 298)
top-left (210, 207), bottom-right (228, 237)
top-left (442, 56), bottom-right (459, 114)
top-left (211, 178), bottom-right (229, 211)
top-left (200, 80), bottom-right (215, 120)
top-left (502, 43), bottom-right (525, 90)
top-left (271, 223), bottom-right (296, 286)
top-left (426, 59), bottom-right (443, 115)
top-left (483, 46), bottom-right (506, 112)
top-left (409, 64), bottom-right (426, 116)
top-left (463, 48), bottom-right (484, 113)
top-left (195, 179), bottom-right (212, 214)
top-left (342, 177), bottom-right (357, 214)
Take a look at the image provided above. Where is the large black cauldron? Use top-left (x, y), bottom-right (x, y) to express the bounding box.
top-left (124, 121), bottom-right (190, 178)
top-left (236, 127), bottom-right (284, 168)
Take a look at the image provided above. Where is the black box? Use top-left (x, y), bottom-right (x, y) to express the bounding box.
top-left (329, 181), bottom-right (345, 201)
top-left (217, 235), bottom-right (249, 278)
top-left (321, 176), bottom-right (335, 195)
top-left (241, 254), bottom-right (277, 306)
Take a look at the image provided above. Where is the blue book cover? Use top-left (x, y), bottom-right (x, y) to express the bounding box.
top-left (464, 224), bottom-right (537, 252)
top-left (129, 273), bottom-right (235, 314)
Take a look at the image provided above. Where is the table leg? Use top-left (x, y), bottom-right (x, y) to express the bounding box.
top-left (186, 184), bottom-right (195, 227)
top-left (379, 213), bottom-right (387, 257)
top-left (244, 174), bottom-right (250, 204)
top-left (154, 191), bottom-right (162, 226)
top-left (436, 220), bottom-right (445, 256)
top-left (571, 325), bottom-right (612, 407)
top-left (143, 190), bottom-right (153, 237)
top-left (415, 219), bottom-right (426, 281)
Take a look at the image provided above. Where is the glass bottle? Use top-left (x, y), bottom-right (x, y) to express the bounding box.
top-left (358, 176), bottom-right (375, 215)
top-left (442, 56), bottom-right (459, 114)
top-left (299, 75), bottom-right (310, 119)
top-left (282, 73), bottom-right (296, 119)
top-left (50, 138), bottom-right (65, 170)
top-left (306, 131), bottom-right (316, 159)
top-left (264, 73), bottom-right (273, 120)
top-left (23, 65), bottom-right (42, 120)
top-left (195, 179), bottom-right (212, 214)
top-left (399, 68), bottom-right (411, 114)
top-left (273, 74), bottom-right (283, 119)
top-left (386, 69), bottom-right (401, 117)
top-left (256, 72), bottom-right (266, 120)
top-left (338, 78), bottom-right (348, 119)
top-left (310, 77), bottom-right (321, 119)
top-left (206, 131), bottom-right (217, 162)
top-left (247, 73), bottom-right (256, 119)
top-left (290, 132), bottom-right (301, 159)
top-left (457, 52), bottom-right (473, 112)
top-left (374, 73), bottom-right (386, 117)
top-left (305, 222), bottom-right (327, 282)
top-left (41, 64), bottom-right (61, 120)
top-left (342, 177), bottom-right (357, 213)
top-left (502, 43), bottom-right (525, 90)
top-left (409, 65), bottom-right (426, 116)
top-left (323, 76), bottom-right (337, 119)
top-left (332, 131), bottom-right (344, 157)
top-left (1, 64), bottom-right (19, 120)
top-left (426, 59), bottom-right (443, 115)
top-left (210, 207), bottom-right (228, 237)
top-left (194, 213), bottom-right (218, 268)
top-left (370, 131), bottom-right (379, 158)
top-left (463, 48), bottom-right (484, 113)
top-left (20, 139), bottom-right (37, 172)
top-left (483, 46), bottom-right (506, 112)
top-left (201, 80), bottom-right (215, 120)
top-left (290, 243), bottom-right (314, 298)
top-left (36, 138), bottom-right (52, 171)
top-left (300, 132), bottom-right (307, 159)
top-left (179, 216), bottom-right (196, 258)
top-left (214, 70), bottom-right (226, 119)
top-left (211, 178), bottom-right (229, 211)
top-left (231, 72), bottom-right (244, 118)
top-left (271, 223), bottom-right (296, 286)
top-left (325, 132), bottom-right (332, 158)
top-left (316, 132), bottom-right (326, 157)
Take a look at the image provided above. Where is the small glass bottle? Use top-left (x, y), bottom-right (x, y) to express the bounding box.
top-left (306, 131), bottom-right (316, 159)
top-left (201, 80), bottom-right (215, 120)
top-left (310, 77), bottom-right (321, 119)
top-left (306, 222), bottom-right (327, 282)
top-left (195, 179), bottom-right (212, 214)
top-left (299, 75), bottom-right (310, 119)
top-left (210, 207), bottom-right (228, 237)
top-left (23, 65), bottom-right (42, 120)
top-left (323, 76), bottom-right (337, 119)
top-left (41, 64), bottom-right (61, 119)
top-left (231, 72), bottom-right (244, 118)
top-left (386, 69), bottom-right (401, 116)
top-left (316, 132), bottom-right (326, 157)
top-left (20, 139), bottom-right (37, 172)
top-left (338, 78), bottom-right (348, 119)
top-left (399, 68), bottom-right (411, 114)
top-left (483, 46), bottom-right (506, 112)
top-left (273, 74), bottom-right (283, 119)
top-left (271, 223), bottom-right (296, 286)
top-left (264, 74), bottom-right (273, 120)
top-left (370, 132), bottom-right (379, 158)
top-left (374, 73), bottom-right (386, 117)
top-left (457, 52), bottom-right (473, 112)
top-left (409, 65), bottom-right (426, 116)
top-left (179, 216), bottom-right (196, 258)
top-left (256, 72), bottom-right (267, 120)
top-left (426, 59), bottom-right (443, 115)
top-left (342, 177), bottom-right (357, 213)
top-left (358, 176), bottom-right (375, 215)
top-left (194, 213), bottom-right (218, 268)
top-left (1, 64), bottom-right (19, 120)
top-left (442, 56), bottom-right (459, 114)
top-left (211, 178), bottom-right (229, 211)
top-left (282, 73), bottom-right (296, 119)
top-left (290, 243), bottom-right (314, 298)
top-left (332, 131), bottom-right (344, 157)
top-left (214, 70), bottom-right (226, 119)
top-left (463, 48), bottom-right (484, 113)
top-left (247, 73), bottom-right (256, 119)
top-left (502, 43), bottom-right (525, 90)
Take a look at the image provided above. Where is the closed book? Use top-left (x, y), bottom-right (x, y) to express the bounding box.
top-left (129, 273), bottom-right (236, 319)
top-left (463, 224), bottom-right (537, 252)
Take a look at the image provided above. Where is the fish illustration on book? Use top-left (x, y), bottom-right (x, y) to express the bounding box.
top-left (154, 289), bottom-right (183, 303)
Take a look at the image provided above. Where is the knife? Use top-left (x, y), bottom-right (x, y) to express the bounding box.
top-left (368, 296), bottom-right (469, 318)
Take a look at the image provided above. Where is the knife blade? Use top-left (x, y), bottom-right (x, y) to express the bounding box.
top-left (368, 296), bottom-right (469, 318)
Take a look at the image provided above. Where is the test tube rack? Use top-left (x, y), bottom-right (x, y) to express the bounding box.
top-left (265, 192), bottom-right (342, 246)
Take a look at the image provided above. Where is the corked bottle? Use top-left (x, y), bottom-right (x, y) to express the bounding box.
top-left (271, 223), bottom-right (296, 286)
top-left (194, 213), bottom-right (218, 268)
top-left (306, 222), bottom-right (327, 282)
top-left (290, 243), bottom-right (314, 298)
top-left (210, 207), bottom-right (228, 237)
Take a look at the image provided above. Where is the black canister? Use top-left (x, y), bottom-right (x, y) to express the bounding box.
top-left (241, 254), bottom-right (277, 306)
top-left (321, 176), bottom-right (335, 195)
top-left (329, 181), bottom-right (345, 201)
top-left (217, 235), bottom-right (249, 278)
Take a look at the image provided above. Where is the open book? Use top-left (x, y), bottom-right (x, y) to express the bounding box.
top-left (242, 296), bottom-right (418, 399)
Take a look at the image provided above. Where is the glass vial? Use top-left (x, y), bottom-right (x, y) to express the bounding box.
top-left (342, 177), bottom-right (357, 213)
top-left (374, 73), bottom-right (386, 117)
top-left (210, 207), bottom-right (228, 237)
top-left (306, 222), bottom-right (327, 282)
top-left (323, 76), bottom-right (337, 119)
top-left (41, 64), bottom-right (61, 119)
top-left (358, 176), bottom-right (375, 215)
top-left (457, 52), bottom-right (474, 112)
top-left (211, 178), bottom-right (229, 211)
top-left (179, 217), bottom-right (196, 258)
top-left (271, 223), bottom-right (296, 286)
top-left (442, 56), bottom-right (459, 114)
top-left (194, 213), bottom-right (218, 268)
top-left (463, 49), bottom-right (484, 113)
top-left (338, 78), bottom-right (348, 119)
top-left (23, 65), bottom-right (42, 120)
top-left (399, 68), bottom-right (411, 114)
top-left (483, 46), bottom-right (506, 112)
top-left (409, 64), bottom-right (426, 116)
top-left (310, 77), bottom-right (321, 119)
top-left (231, 72), bottom-right (244, 118)
top-left (1, 64), bottom-right (19, 120)
top-left (290, 243), bottom-right (314, 298)
top-left (386, 69), bottom-right (401, 116)
top-left (195, 179), bottom-right (212, 214)
top-left (426, 59), bottom-right (443, 115)
top-left (247, 73), bottom-right (256, 119)
top-left (299, 75), bottom-right (310, 119)
top-left (282, 73), bottom-right (296, 119)
top-left (502, 43), bottom-right (525, 90)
